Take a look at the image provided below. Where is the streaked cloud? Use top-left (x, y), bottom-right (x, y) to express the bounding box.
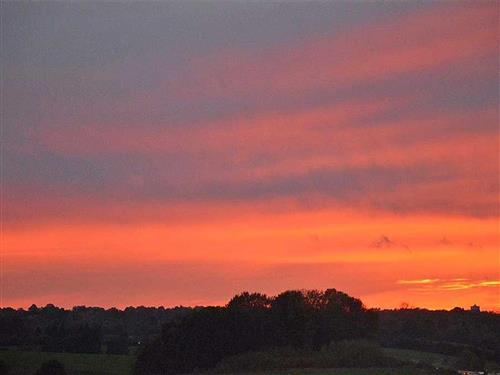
top-left (397, 279), bottom-right (440, 285)
top-left (398, 278), bottom-right (500, 291)
top-left (2, 1), bottom-right (498, 309)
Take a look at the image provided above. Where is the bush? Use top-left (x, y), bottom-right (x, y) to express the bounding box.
top-left (35, 359), bottom-right (66, 375)
top-left (106, 335), bottom-right (129, 354)
top-left (215, 347), bottom-right (331, 372)
top-left (326, 339), bottom-right (392, 367)
top-left (215, 340), bottom-right (396, 372)
top-left (455, 349), bottom-right (485, 371)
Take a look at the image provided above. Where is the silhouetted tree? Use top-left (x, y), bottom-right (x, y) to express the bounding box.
top-left (271, 290), bottom-right (311, 348)
top-left (227, 292), bottom-right (270, 310)
top-left (64, 323), bottom-right (102, 353)
top-left (135, 288), bottom-right (378, 374)
top-left (227, 292), bottom-right (272, 352)
top-left (106, 334), bottom-right (129, 354)
top-left (455, 349), bottom-right (485, 371)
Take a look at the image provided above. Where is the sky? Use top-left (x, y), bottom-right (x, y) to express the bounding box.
top-left (1, 1), bottom-right (499, 311)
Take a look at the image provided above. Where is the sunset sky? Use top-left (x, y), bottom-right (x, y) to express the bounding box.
top-left (2, 1), bottom-right (499, 311)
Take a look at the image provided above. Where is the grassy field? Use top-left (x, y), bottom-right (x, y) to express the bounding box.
top-left (211, 369), bottom-right (438, 375)
top-left (0, 348), bottom-right (455, 375)
top-left (0, 349), bottom-right (442, 375)
top-left (0, 349), bottom-right (135, 375)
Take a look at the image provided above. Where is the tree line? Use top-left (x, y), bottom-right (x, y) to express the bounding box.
top-left (0, 288), bottom-right (498, 374)
top-left (0, 303), bottom-right (191, 354)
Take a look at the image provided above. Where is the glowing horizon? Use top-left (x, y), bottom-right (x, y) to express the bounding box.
top-left (2, 1), bottom-right (499, 312)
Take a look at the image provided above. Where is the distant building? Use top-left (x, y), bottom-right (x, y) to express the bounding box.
top-left (470, 304), bottom-right (480, 312)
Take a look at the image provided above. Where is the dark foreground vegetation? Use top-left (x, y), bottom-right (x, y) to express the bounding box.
top-left (1, 288), bottom-right (499, 374)
top-left (134, 290), bottom-right (377, 373)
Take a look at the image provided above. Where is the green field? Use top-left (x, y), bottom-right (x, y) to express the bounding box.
top-left (0, 350), bottom-right (135, 375)
top-left (210, 369), bottom-right (437, 375)
top-left (0, 348), bottom-right (455, 375)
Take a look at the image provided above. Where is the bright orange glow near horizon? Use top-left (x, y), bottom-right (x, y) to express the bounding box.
top-left (2, 2), bottom-right (499, 311)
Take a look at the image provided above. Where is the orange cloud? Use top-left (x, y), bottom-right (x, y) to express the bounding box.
top-left (3, 1), bottom-right (498, 311)
top-left (397, 279), bottom-right (440, 285)
top-left (176, 3), bottom-right (497, 98)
